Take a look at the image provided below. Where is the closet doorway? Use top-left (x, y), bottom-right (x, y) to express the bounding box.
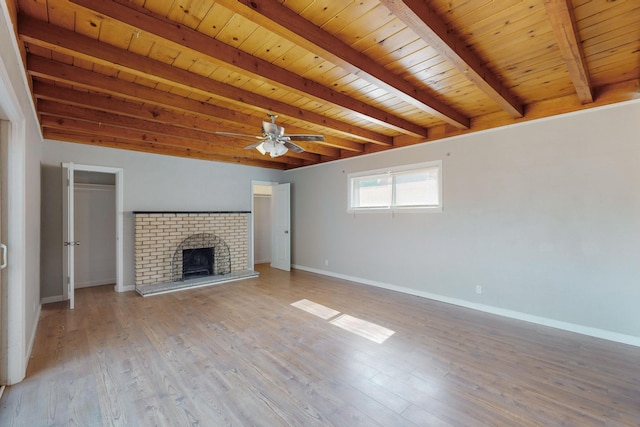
top-left (251, 181), bottom-right (291, 271)
top-left (73, 170), bottom-right (116, 289)
top-left (252, 182), bottom-right (273, 266)
top-left (62, 163), bottom-right (124, 309)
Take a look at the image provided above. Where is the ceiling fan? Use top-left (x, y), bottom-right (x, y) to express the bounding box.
top-left (215, 114), bottom-right (325, 157)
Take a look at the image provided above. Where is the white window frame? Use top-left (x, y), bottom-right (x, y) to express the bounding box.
top-left (347, 160), bottom-right (443, 214)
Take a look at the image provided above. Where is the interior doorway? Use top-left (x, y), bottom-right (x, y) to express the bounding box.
top-left (0, 33), bottom-right (28, 384)
top-left (251, 181), bottom-right (291, 272)
top-left (74, 171), bottom-right (116, 289)
top-left (62, 163), bottom-right (124, 309)
top-left (0, 91), bottom-right (27, 385)
top-left (252, 183), bottom-right (273, 265)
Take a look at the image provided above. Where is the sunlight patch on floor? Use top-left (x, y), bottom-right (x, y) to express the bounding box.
top-left (330, 314), bottom-right (395, 344)
top-left (291, 299), bottom-right (395, 344)
top-left (290, 299), bottom-right (341, 320)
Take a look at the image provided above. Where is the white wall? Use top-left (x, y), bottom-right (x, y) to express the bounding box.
top-left (1, 3), bottom-right (43, 383)
top-left (41, 140), bottom-right (284, 298)
top-left (286, 101), bottom-right (640, 343)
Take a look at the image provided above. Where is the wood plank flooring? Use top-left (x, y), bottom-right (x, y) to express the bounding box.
top-left (1, 265), bottom-right (639, 426)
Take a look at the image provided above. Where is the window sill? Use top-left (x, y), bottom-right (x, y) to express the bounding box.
top-left (347, 206), bottom-right (442, 214)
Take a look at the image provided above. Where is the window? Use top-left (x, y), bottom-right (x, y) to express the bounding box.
top-left (348, 161), bottom-right (442, 213)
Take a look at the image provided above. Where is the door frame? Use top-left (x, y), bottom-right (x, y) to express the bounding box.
top-left (0, 44), bottom-right (27, 384)
top-left (250, 180), bottom-right (291, 271)
top-left (62, 163), bottom-right (124, 300)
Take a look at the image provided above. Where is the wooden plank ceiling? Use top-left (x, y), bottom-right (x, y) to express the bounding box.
top-left (8, 0), bottom-right (640, 169)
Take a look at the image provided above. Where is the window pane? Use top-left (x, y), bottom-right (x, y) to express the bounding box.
top-left (394, 167), bottom-right (439, 206)
top-left (353, 174), bottom-right (391, 207)
top-left (348, 161), bottom-right (441, 212)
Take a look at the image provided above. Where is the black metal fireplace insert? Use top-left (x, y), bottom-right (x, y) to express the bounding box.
top-left (182, 247), bottom-right (214, 279)
top-left (171, 233), bottom-right (232, 282)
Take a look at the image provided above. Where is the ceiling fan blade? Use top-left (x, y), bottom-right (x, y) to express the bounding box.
top-left (285, 134), bottom-right (325, 142)
top-left (214, 131), bottom-right (263, 141)
top-left (282, 140), bottom-right (305, 153)
top-left (244, 139), bottom-right (267, 150)
top-left (216, 115), bottom-right (322, 155)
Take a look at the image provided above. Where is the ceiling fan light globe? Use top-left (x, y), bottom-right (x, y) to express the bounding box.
top-left (266, 140), bottom-right (277, 152)
top-left (272, 143), bottom-right (288, 157)
top-left (256, 142), bottom-right (267, 155)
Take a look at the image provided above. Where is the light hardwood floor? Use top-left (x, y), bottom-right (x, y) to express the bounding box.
top-left (2, 265), bottom-right (639, 426)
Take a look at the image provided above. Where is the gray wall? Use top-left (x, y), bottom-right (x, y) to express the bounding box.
top-left (286, 101), bottom-right (640, 340)
top-left (37, 99), bottom-right (640, 341)
top-left (41, 141), bottom-right (284, 298)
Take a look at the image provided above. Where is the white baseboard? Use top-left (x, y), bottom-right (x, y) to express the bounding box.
top-left (25, 303), bottom-right (41, 370)
top-left (41, 284), bottom-right (136, 304)
top-left (75, 278), bottom-right (116, 288)
top-left (40, 295), bottom-right (66, 304)
top-left (292, 264), bottom-right (640, 347)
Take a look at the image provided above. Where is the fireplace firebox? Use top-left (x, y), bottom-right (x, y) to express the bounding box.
top-left (182, 247), bottom-right (214, 279)
top-left (170, 232), bottom-right (232, 282)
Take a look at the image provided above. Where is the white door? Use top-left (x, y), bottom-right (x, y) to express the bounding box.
top-left (271, 183), bottom-right (291, 271)
top-left (62, 163), bottom-right (76, 309)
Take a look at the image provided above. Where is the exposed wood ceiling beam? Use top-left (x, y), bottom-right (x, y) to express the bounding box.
top-left (543, 0), bottom-right (594, 104)
top-left (38, 101), bottom-right (316, 164)
top-left (68, 0), bottom-right (429, 138)
top-left (379, 0), bottom-right (524, 118)
top-left (43, 128), bottom-right (286, 169)
top-left (27, 56), bottom-right (246, 126)
top-left (41, 114), bottom-right (307, 166)
top-left (32, 81), bottom-right (341, 159)
top-left (393, 79), bottom-right (640, 148)
top-left (26, 55), bottom-right (363, 154)
top-left (19, 16), bottom-right (391, 147)
top-left (218, 0), bottom-right (470, 130)
top-left (28, 63), bottom-right (245, 127)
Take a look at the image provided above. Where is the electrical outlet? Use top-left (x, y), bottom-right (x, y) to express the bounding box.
top-left (324, 259), bottom-right (329, 266)
top-left (476, 285), bottom-right (482, 294)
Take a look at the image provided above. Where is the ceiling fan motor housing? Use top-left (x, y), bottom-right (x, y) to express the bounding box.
top-left (262, 121), bottom-right (285, 137)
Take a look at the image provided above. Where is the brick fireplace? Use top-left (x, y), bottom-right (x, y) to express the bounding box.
top-left (134, 211), bottom-right (254, 294)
